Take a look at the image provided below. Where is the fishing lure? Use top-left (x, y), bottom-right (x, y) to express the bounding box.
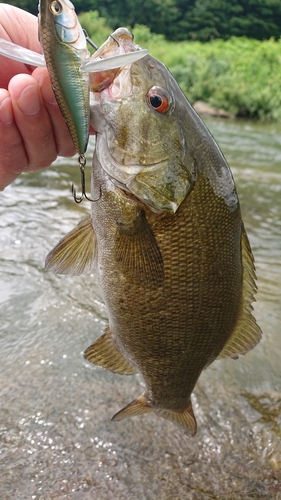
top-left (0, 0), bottom-right (148, 202)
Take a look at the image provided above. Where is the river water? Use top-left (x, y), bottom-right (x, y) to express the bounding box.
top-left (0, 117), bottom-right (280, 499)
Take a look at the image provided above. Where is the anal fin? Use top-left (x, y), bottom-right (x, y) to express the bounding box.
top-left (84, 327), bottom-right (137, 375)
top-left (45, 216), bottom-right (97, 275)
top-left (112, 395), bottom-right (197, 436)
top-left (112, 395), bottom-right (152, 421)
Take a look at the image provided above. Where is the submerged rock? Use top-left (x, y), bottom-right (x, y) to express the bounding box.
top-left (193, 100), bottom-right (234, 118)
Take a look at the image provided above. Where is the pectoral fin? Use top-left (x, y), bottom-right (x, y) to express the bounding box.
top-left (84, 326), bottom-right (137, 375)
top-left (112, 395), bottom-right (197, 436)
top-left (45, 216), bottom-right (97, 275)
top-left (218, 226), bottom-right (262, 359)
top-left (115, 210), bottom-right (164, 285)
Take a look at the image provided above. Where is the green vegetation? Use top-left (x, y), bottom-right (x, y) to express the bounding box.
top-left (78, 10), bottom-right (113, 48)
top-left (79, 15), bottom-right (281, 121)
top-left (3, 0), bottom-right (281, 120)
top-left (6, 0), bottom-right (281, 42)
top-left (158, 36), bottom-right (281, 121)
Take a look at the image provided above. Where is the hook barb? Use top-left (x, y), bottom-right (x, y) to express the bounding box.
top-left (72, 154), bottom-right (101, 204)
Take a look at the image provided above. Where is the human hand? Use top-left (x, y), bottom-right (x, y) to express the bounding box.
top-left (0, 4), bottom-right (78, 190)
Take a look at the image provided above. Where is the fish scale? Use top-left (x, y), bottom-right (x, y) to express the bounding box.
top-left (45, 31), bottom-right (262, 434)
top-left (88, 168), bottom-right (242, 412)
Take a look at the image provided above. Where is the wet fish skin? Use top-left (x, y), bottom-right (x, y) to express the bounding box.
top-left (46, 29), bottom-right (262, 435)
top-left (85, 153), bottom-right (247, 435)
top-left (38, 0), bottom-right (90, 153)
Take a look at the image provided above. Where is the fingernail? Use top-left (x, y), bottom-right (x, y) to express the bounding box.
top-left (17, 85), bottom-right (41, 116)
top-left (40, 73), bottom-right (57, 105)
top-left (0, 97), bottom-right (13, 125)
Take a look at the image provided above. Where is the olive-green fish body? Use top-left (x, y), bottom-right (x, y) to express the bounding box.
top-left (45, 30), bottom-right (262, 435)
top-left (39, 0), bottom-right (90, 153)
top-left (85, 153), bottom-right (257, 434)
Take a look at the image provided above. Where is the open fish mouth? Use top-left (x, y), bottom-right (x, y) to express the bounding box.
top-left (88, 28), bottom-right (147, 93)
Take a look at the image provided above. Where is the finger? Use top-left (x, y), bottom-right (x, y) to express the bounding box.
top-left (0, 5), bottom-right (41, 88)
top-left (0, 88), bottom-right (29, 190)
top-left (0, 55), bottom-right (31, 90)
top-left (0, 5), bottom-right (41, 52)
top-left (8, 73), bottom-right (59, 171)
top-left (32, 67), bottom-right (76, 157)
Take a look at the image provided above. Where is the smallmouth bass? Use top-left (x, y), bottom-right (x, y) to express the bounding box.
top-left (46, 28), bottom-right (262, 435)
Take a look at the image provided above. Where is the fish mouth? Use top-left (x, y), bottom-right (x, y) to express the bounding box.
top-left (89, 28), bottom-right (142, 94)
top-left (90, 28), bottom-right (194, 214)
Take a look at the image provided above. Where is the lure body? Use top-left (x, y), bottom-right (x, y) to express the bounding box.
top-left (38, 0), bottom-right (90, 153)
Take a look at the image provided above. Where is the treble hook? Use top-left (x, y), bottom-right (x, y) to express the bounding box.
top-left (83, 29), bottom-right (99, 51)
top-left (71, 31), bottom-right (101, 204)
top-left (72, 154), bottom-right (101, 203)
top-left (110, 34), bottom-right (120, 47)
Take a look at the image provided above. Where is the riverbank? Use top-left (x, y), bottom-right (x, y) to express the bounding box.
top-left (160, 35), bottom-right (281, 122)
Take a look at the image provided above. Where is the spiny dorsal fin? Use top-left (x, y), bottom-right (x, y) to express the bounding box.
top-left (45, 216), bottom-right (97, 276)
top-left (84, 326), bottom-right (137, 375)
top-left (112, 395), bottom-right (197, 436)
top-left (217, 225), bottom-right (262, 360)
top-left (115, 211), bottom-right (164, 285)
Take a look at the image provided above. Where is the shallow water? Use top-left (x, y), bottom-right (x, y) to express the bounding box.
top-left (0, 118), bottom-right (280, 499)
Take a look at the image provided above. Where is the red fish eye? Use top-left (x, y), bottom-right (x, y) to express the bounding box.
top-left (147, 88), bottom-right (170, 113)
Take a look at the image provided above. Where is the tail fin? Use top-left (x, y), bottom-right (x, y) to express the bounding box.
top-left (154, 402), bottom-right (197, 436)
top-left (112, 394), bottom-right (197, 436)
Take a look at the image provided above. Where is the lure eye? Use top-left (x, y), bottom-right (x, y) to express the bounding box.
top-left (147, 87), bottom-right (171, 114)
top-left (50, 0), bottom-right (62, 14)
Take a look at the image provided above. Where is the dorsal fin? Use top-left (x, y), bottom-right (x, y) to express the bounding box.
top-left (84, 326), bottom-right (137, 375)
top-left (112, 395), bottom-right (197, 436)
top-left (217, 225), bottom-right (262, 359)
top-left (45, 216), bottom-right (97, 275)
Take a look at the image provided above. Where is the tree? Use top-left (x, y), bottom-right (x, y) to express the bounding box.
top-left (3, 0), bottom-right (281, 41)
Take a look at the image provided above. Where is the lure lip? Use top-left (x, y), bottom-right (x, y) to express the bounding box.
top-left (81, 49), bottom-right (149, 72)
top-left (0, 37), bottom-right (46, 67)
top-left (0, 37), bottom-right (148, 72)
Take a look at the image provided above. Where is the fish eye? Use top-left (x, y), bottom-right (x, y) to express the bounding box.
top-left (49, 0), bottom-right (62, 14)
top-left (147, 86), bottom-right (171, 114)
